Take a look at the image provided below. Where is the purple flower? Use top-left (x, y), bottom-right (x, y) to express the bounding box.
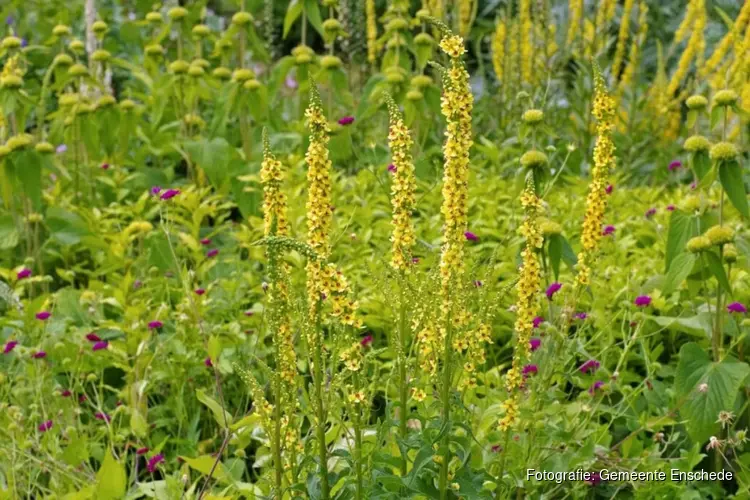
top-left (690, 181), bottom-right (697, 190)
top-left (148, 320), bottom-right (163, 329)
top-left (668, 160), bottom-right (682, 171)
top-left (206, 249), bottom-right (219, 258)
top-left (532, 316), bottom-right (543, 328)
top-left (160, 189), bottom-right (180, 200)
top-left (147, 454), bottom-right (165, 473)
top-left (36, 311), bottom-right (51, 321)
top-left (588, 381), bottom-right (604, 395)
top-left (388, 163), bottom-right (396, 173)
top-left (17, 268), bottom-right (31, 280)
top-left (574, 312), bottom-right (588, 320)
top-left (545, 282), bottom-right (562, 300)
top-left (244, 310), bottom-right (254, 317)
top-left (602, 225), bottom-right (615, 236)
top-left (56, 144), bottom-right (67, 154)
top-left (666, 204), bottom-right (676, 211)
top-left (727, 302), bottom-right (747, 314)
top-left (100, 163), bottom-right (110, 170)
top-left (33, 351), bottom-right (47, 359)
top-left (522, 364), bottom-right (538, 377)
top-left (137, 447), bottom-right (149, 455)
top-left (61, 389), bottom-right (72, 397)
top-left (586, 472), bottom-right (602, 486)
top-left (605, 184), bottom-right (613, 195)
top-left (195, 288), bottom-right (206, 296)
top-left (411, 257), bottom-right (420, 264)
top-left (150, 186), bottom-right (162, 196)
top-left (38, 420), bottom-right (53, 432)
top-left (133, 280), bottom-right (143, 289)
top-left (464, 231), bottom-right (478, 241)
top-left (20, 38), bottom-right (27, 48)
top-left (86, 332), bottom-right (102, 342)
top-left (3, 341), bottom-right (18, 354)
top-left (634, 295), bottom-right (652, 307)
top-left (5, 15), bottom-right (14, 25)
top-left (474, 280), bottom-right (483, 287)
top-left (338, 116), bottom-right (355, 126)
top-left (95, 412), bottom-right (111, 422)
top-left (360, 335), bottom-right (373, 347)
top-left (530, 338), bottom-right (541, 351)
top-left (579, 359), bottom-right (600, 374)
top-left (204, 357), bottom-right (213, 367)
top-left (92, 341), bottom-right (109, 351)
top-left (200, 238), bottom-right (211, 245)
top-left (285, 75), bottom-right (298, 89)
top-left (645, 207), bottom-right (656, 218)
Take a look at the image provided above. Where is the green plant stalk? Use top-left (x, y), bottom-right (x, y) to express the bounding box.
top-left (353, 371), bottom-right (364, 500)
top-left (438, 309), bottom-right (453, 500)
top-left (312, 308), bottom-right (330, 500)
top-left (398, 282), bottom-right (408, 476)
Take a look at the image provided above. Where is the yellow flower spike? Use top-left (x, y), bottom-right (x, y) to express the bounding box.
top-left (566, 0), bottom-right (583, 49)
top-left (575, 62), bottom-right (615, 290)
top-left (519, 0), bottom-right (532, 84)
top-left (667, 0), bottom-right (705, 96)
top-left (384, 94), bottom-right (417, 272)
top-left (366, 0), bottom-right (377, 64)
top-left (611, 0), bottom-right (635, 78)
top-left (261, 129), bottom-right (289, 238)
top-left (491, 17), bottom-right (506, 83)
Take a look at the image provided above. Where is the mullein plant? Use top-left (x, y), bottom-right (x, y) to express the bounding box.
top-left (366, 0), bottom-right (377, 65)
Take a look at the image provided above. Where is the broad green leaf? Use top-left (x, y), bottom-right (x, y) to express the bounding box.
top-left (131, 410), bottom-right (148, 438)
top-left (692, 151), bottom-right (710, 180)
top-left (95, 450), bottom-right (127, 500)
top-left (547, 234), bottom-right (562, 280)
top-left (650, 313), bottom-right (712, 338)
top-left (663, 252), bottom-right (696, 295)
top-left (0, 214), bottom-right (19, 249)
top-left (145, 232), bottom-right (178, 273)
top-left (13, 150), bottom-right (43, 211)
top-left (664, 210), bottom-right (693, 272)
top-left (704, 250), bottom-right (731, 294)
top-left (46, 207), bottom-right (91, 245)
top-left (675, 342), bottom-right (750, 443)
top-left (283, 0), bottom-right (304, 38)
top-left (718, 161), bottom-right (749, 218)
top-left (196, 388), bottom-right (233, 427)
top-left (303, 0), bottom-right (324, 37)
top-left (180, 455), bottom-right (231, 483)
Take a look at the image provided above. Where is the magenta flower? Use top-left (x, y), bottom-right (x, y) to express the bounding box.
top-left (92, 341), bottom-right (108, 352)
top-left (32, 351), bottom-right (47, 359)
top-left (204, 357), bottom-right (213, 367)
top-left (586, 472), bottom-right (602, 486)
top-left (3, 340), bottom-right (18, 354)
top-left (17, 268), bottom-right (31, 280)
top-left (86, 332), bottom-right (102, 342)
top-left (136, 447), bottom-right (150, 455)
top-left (690, 181), bottom-right (697, 190)
top-left (474, 280), bottom-right (483, 287)
top-left (100, 163), bottom-right (110, 170)
top-left (160, 189), bottom-right (180, 200)
top-left (150, 186), bottom-right (162, 196)
top-left (588, 381), bottom-right (604, 395)
top-left (545, 282), bottom-right (562, 300)
top-left (148, 320), bottom-right (163, 329)
top-left (668, 160), bottom-right (682, 171)
top-left (605, 184), bottom-right (613, 195)
top-left (195, 288), bottom-right (206, 296)
top-left (727, 302), bottom-right (747, 314)
top-left (244, 310), bottom-right (254, 317)
top-left (38, 420), bottom-right (53, 432)
top-left (200, 238), bottom-right (211, 245)
top-left (522, 364), bottom-right (538, 377)
top-left (95, 412), bottom-right (111, 422)
top-left (411, 257), bottom-right (420, 264)
top-left (338, 116), bottom-right (355, 126)
top-left (388, 163), bottom-right (396, 173)
top-left (206, 249), bottom-right (219, 258)
top-left (634, 295), bottom-right (652, 307)
top-left (147, 454), bottom-right (165, 473)
top-left (61, 389), bottom-right (72, 397)
top-left (666, 204), bottom-right (676, 211)
top-left (530, 338), bottom-right (541, 351)
top-left (602, 225), bottom-right (615, 236)
top-left (533, 316), bottom-right (543, 328)
top-left (579, 359), bottom-right (600, 374)
top-left (574, 312), bottom-right (588, 320)
top-left (360, 335), bottom-right (373, 347)
top-left (79, 395), bottom-right (87, 403)
top-left (645, 208), bottom-right (656, 218)
top-left (464, 231), bottom-right (478, 241)
top-left (36, 311), bottom-right (51, 321)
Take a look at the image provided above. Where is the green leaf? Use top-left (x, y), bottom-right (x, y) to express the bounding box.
top-left (0, 214), bottom-right (19, 249)
top-left (675, 342), bottom-right (750, 443)
top-left (686, 110), bottom-right (697, 129)
top-left (665, 210), bottom-right (693, 272)
top-left (131, 410), bottom-right (148, 439)
top-left (184, 138), bottom-right (233, 190)
top-left (180, 455), bottom-right (231, 483)
top-left (145, 233), bottom-right (178, 273)
top-left (710, 106), bottom-right (723, 131)
top-left (95, 450), bottom-right (127, 500)
top-left (692, 151), bottom-right (710, 181)
top-left (718, 161), bottom-right (749, 218)
top-left (46, 207), bottom-right (90, 245)
top-left (283, 0), bottom-right (304, 39)
top-left (547, 234), bottom-right (562, 280)
top-left (704, 251), bottom-right (731, 294)
top-left (13, 151), bottom-right (43, 211)
top-left (663, 253), bottom-right (696, 295)
top-left (196, 388), bottom-right (233, 427)
top-left (303, 0), bottom-right (324, 37)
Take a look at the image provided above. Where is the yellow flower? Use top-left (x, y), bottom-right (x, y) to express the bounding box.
top-left (611, 0), bottom-right (636, 78)
top-left (566, 0), bottom-right (583, 49)
top-left (458, 0), bottom-right (473, 37)
top-left (261, 129), bottom-right (289, 237)
top-left (366, 0), bottom-right (377, 63)
top-left (618, 1), bottom-right (648, 93)
top-left (575, 63), bottom-right (615, 289)
top-left (667, 0), bottom-right (705, 97)
top-left (519, 0), bottom-right (532, 84)
top-left (491, 18), bottom-right (507, 83)
top-left (385, 95), bottom-right (417, 272)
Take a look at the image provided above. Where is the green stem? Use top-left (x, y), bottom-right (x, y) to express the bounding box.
top-left (398, 282), bottom-right (408, 476)
top-left (312, 311), bottom-right (330, 500)
top-left (438, 311), bottom-right (453, 500)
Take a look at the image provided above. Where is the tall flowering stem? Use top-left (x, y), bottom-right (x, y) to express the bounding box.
top-left (611, 0), bottom-right (635, 79)
top-left (519, 0), bottom-right (532, 85)
top-left (573, 63), bottom-right (615, 298)
top-left (261, 129), bottom-right (299, 493)
top-left (429, 20), bottom-right (473, 499)
top-left (498, 179), bottom-right (543, 433)
top-left (304, 80), bottom-right (333, 500)
top-left (366, 0), bottom-right (377, 64)
top-left (385, 93), bottom-right (417, 474)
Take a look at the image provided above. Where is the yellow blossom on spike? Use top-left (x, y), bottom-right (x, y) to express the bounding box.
top-left (618, 1), bottom-right (648, 94)
top-left (612, 0), bottom-right (635, 78)
top-left (519, 0), bottom-right (532, 84)
top-left (491, 18), bottom-right (507, 83)
top-left (366, 0), bottom-right (377, 63)
top-left (566, 0), bottom-right (583, 49)
top-left (575, 63), bottom-right (615, 289)
top-left (667, 0), bottom-right (705, 96)
top-left (458, 0), bottom-right (473, 37)
top-left (385, 95), bottom-right (417, 272)
top-left (261, 130), bottom-right (289, 237)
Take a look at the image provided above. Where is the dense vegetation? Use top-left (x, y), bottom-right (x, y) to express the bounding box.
top-left (1, 0), bottom-right (750, 498)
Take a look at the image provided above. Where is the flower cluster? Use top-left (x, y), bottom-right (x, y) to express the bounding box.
top-left (261, 129), bottom-right (289, 237)
top-left (667, 0), bottom-right (705, 96)
top-left (385, 95), bottom-right (417, 272)
top-left (366, 0), bottom-right (377, 64)
top-left (519, 0), bottom-right (532, 85)
top-left (499, 179), bottom-right (542, 432)
top-left (575, 63), bottom-right (615, 289)
top-left (340, 342), bottom-right (364, 372)
top-left (491, 18), bottom-right (506, 84)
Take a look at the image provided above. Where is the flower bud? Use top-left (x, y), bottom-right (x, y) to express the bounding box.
top-left (709, 142), bottom-right (739, 162)
top-left (686, 95), bottom-right (708, 110)
top-left (232, 11), bottom-right (253, 26)
top-left (53, 53), bottom-right (74, 66)
top-left (168, 7), bottom-right (188, 21)
top-left (1, 36), bottom-right (22, 49)
top-left (713, 89), bottom-right (738, 107)
top-left (91, 49), bottom-right (111, 62)
top-left (68, 63), bottom-right (88, 77)
top-left (520, 150), bottom-right (548, 169)
top-left (146, 11), bottom-right (163, 24)
top-left (192, 24), bottom-right (211, 38)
